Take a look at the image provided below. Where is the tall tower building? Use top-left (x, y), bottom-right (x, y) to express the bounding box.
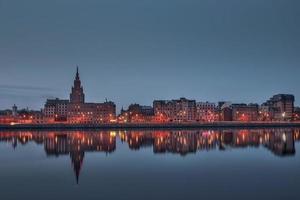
top-left (70, 67), bottom-right (85, 104)
top-left (12, 104), bottom-right (18, 117)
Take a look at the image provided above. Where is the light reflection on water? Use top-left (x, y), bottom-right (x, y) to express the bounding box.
top-left (0, 128), bottom-right (299, 200)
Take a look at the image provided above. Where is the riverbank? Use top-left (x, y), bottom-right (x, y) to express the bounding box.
top-left (1, 122), bottom-right (300, 130)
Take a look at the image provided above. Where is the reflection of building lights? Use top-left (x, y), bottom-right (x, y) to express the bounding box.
top-left (282, 133), bottom-right (287, 142)
top-left (110, 132), bottom-right (116, 137)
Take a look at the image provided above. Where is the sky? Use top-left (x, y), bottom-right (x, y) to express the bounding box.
top-left (0, 0), bottom-right (299, 111)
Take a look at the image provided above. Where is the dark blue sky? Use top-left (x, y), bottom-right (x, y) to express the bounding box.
top-left (0, 0), bottom-right (299, 110)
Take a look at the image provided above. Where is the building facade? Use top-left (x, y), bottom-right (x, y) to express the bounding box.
top-left (67, 102), bottom-right (116, 124)
top-left (153, 98), bottom-right (196, 122)
top-left (119, 104), bottom-right (154, 123)
top-left (263, 94), bottom-right (295, 121)
top-left (294, 107), bottom-right (300, 121)
top-left (43, 98), bottom-right (69, 122)
top-left (218, 102), bottom-right (233, 121)
top-left (196, 102), bottom-right (217, 122)
top-left (232, 104), bottom-right (259, 121)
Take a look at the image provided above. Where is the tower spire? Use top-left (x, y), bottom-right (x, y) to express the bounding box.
top-left (70, 65), bottom-right (85, 104)
top-left (76, 66), bottom-right (79, 79)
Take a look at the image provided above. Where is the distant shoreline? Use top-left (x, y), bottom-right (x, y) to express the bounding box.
top-left (1, 122), bottom-right (300, 131)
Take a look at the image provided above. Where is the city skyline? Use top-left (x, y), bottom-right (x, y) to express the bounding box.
top-left (0, 66), bottom-right (299, 111)
top-left (1, 0), bottom-right (300, 110)
top-left (0, 67), bottom-right (297, 125)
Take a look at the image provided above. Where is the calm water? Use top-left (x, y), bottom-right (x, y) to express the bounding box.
top-left (0, 128), bottom-right (300, 200)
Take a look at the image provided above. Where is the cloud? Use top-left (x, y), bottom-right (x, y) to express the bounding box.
top-left (0, 84), bottom-right (59, 103)
top-left (0, 84), bottom-right (55, 92)
top-left (0, 86), bottom-right (60, 109)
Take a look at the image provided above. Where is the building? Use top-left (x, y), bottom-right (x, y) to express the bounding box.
top-left (259, 104), bottom-right (277, 121)
top-left (294, 107), bottom-right (300, 121)
top-left (0, 109), bottom-right (14, 125)
top-left (70, 67), bottom-right (85, 104)
top-left (140, 106), bottom-right (155, 116)
top-left (67, 102), bottom-right (116, 124)
top-left (119, 104), bottom-right (154, 123)
top-left (263, 94), bottom-right (295, 121)
top-left (153, 100), bottom-right (174, 122)
top-left (30, 111), bottom-right (44, 124)
top-left (232, 104), bottom-right (259, 121)
top-left (218, 102), bottom-right (233, 121)
top-left (173, 98), bottom-right (196, 122)
top-left (0, 106), bottom-right (46, 125)
top-left (67, 67), bottom-right (116, 124)
top-left (43, 98), bottom-right (69, 122)
top-left (218, 102), bottom-right (259, 121)
top-left (196, 102), bottom-right (217, 122)
top-left (12, 104), bottom-right (18, 117)
top-left (153, 98), bottom-right (196, 122)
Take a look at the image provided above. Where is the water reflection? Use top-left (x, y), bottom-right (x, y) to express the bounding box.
top-left (0, 128), bottom-right (299, 184)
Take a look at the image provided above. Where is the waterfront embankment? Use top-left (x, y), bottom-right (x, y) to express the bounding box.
top-left (1, 122), bottom-right (300, 130)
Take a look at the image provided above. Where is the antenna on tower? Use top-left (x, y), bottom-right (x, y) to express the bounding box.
top-left (75, 65), bottom-right (80, 79)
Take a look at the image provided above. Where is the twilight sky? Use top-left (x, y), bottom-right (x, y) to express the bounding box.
top-left (0, 0), bottom-right (299, 111)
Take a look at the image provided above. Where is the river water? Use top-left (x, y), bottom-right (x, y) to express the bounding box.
top-left (0, 128), bottom-right (299, 200)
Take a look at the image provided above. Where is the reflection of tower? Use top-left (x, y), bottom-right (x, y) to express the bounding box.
top-left (70, 67), bottom-right (85, 104)
top-left (70, 150), bottom-right (84, 184)
top-left (12, 137), bottom-right (17, 149)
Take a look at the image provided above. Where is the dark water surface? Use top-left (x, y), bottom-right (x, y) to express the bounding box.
top-left (0, 128), bottom-right (300, 200)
